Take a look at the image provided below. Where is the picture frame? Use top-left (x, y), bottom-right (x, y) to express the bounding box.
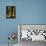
top-left (6, 6), bottom-right (16, 19)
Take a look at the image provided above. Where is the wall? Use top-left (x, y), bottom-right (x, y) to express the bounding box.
top-left (0, 0), bottom-right (46, 44)
top-left (0, 0), bottom-right (18, 44)
top-left (16, 0), bottom-right (46, 24)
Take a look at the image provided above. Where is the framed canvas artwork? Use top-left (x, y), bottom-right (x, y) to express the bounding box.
top-left (6, 6), bottom-right (16, 18)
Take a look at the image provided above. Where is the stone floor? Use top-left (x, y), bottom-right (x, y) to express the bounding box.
top-left (19, 40), bottom-right (46, 46)
top-left (0, 40), bottom-right (46, 46)
top-left (0, 44), bottom-right (18, 46)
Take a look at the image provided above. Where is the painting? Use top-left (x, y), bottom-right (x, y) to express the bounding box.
top-left (18, 24), bottom-right (46, 41)
top-left (6, 6), bottom-right (16, 18)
